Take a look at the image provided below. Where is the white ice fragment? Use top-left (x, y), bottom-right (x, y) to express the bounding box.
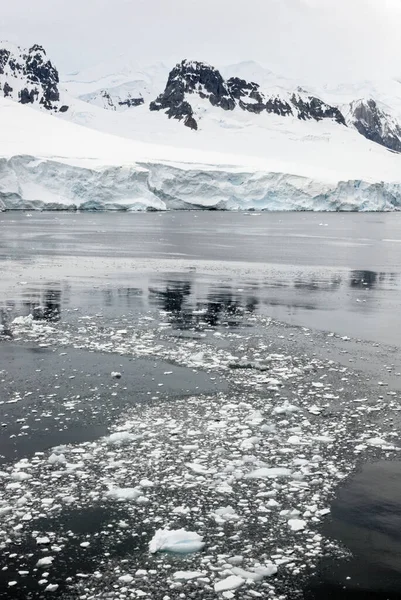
top-left (186, 462), bottom-right (210, 474)
top-left (48, 453), bottom-right (66, 465)
top-left (246, 467), bottom-right (291, 479)
top-left (272, 401), bottom-right (299, 415)
top-left (212, 506), bottom-right (240, 523)
top-left (105, 431), bottom-right (137, 445)
top-left (367, 437), bottom-right (389, 447)
top-left (288, 519), bottom-right (307, 531)
top-left (11, 471), bottom-right (32, 481)
top-left (118, 574), bottom-right (134, 583)
top-left (11, 315), bottom-right (33, 328)
top-left (149, 529), bottom-right (204, 554)
top-left (231, 564), bottom-right (277, 581)
top-left (37, 557), bottom-right (54, 567)
top-left (111, 372), bottom-right (122, 379)
top-left (37, 537), bottom-right (50, 545)
top-left (106, 487), bottom-right (141, 501)
top-left (44, 584), bottom-right (59, 592)
top-left (172, 571), bottom-right (204, 581)
top-left (214, 575), bottom-right (245, 592)
top-left (139, 479), bottom-right (155, 488)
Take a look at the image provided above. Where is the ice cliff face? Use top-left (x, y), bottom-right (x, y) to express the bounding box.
top-left (0, 42), bottom-right (68, 112)
top-left (149, 60), bottom-right (345, 130)
top-left (0, 155), bottom-right (400, 213)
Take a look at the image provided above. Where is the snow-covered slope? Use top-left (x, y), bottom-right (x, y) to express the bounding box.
top-left (64, 57), bottom-right (169, 112)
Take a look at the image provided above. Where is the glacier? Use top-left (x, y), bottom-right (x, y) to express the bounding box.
top-left (1, 155), bottom-right (400, 212)
top-left (1, 97), bottom-right (401, 211)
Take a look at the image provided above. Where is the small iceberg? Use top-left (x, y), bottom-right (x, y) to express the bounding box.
top-left (149, 528), bottom-right (205, 554)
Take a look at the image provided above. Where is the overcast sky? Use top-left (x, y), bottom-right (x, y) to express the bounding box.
top-left (1, 0), bottom-right (401, 82)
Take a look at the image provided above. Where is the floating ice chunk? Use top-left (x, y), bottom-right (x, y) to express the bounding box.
top-left (48, 453), bottom-right (66, 465)
top-left (312, 382), bottom-right (324, 388)
top-left (215, 482), bottom-right (234, 494)
top-left (107, 487), bottom-right (141, 501)
top-left (37, 557), bottom-right (54, 567)
top-left (118, 574), bottom-right (134, 583)
top-left (139, 479), bottom-right (154, 488)
top-left (231, 564), bottom-right (277, 581)
top-left (367, 437), bottom-right (390, 447)
top-left (190, 352), bottom-right (205, 364)
top-left (44, 584), bottom-right (59, 592)
top-left (149, 529), bottom-right (204, 554)
top-left (105, 431), bottom-right (137, 445)
top-left (11, 471), bottom-right (31, 481)
top-left (288, 519), bottom-right (307, 531)
top-left (12, 315), bottom-right (33, 328)
top-left (36, 537), bottom-right (50, 545)
top-left (272, 401), bottom-right (299, 415)
top-left (186, 462), bottom-right (210, 474)
top-left (212, 506), bottom-right (240, 523)
top-left (214, 575), bottom-right (245, 592)
top-left (172, 571), bottom-right (204, 581)
top-left (111, 372), bottom-right (122, 379)
top-left (246, 467), bottom-right (291, 479)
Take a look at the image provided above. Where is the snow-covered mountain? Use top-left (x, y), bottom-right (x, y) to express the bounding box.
top-left (149, 60), bottom-right (345, 131)
top-left (65, 56), bottom-right (401, 156)
top-left (0, 42), bottom-right (68, 112)
top-left (64, 57), bottom-right (169, 112)
top-left (3, 42), bottom-right (401, 211)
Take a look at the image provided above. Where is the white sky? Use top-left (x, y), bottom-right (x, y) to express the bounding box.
top-left (1, 0), bottom-right (401, 82)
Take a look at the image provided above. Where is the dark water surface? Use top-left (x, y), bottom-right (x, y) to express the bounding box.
top-left (1, 212), bottom-right (401, 599)
top-left (1, 211), bottom-right (401, 345)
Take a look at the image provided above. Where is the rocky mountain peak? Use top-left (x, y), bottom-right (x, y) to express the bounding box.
top-left (349, 98), bottom-right (401, 153)
top-left (150, 59), bottom-right (346, 130)
top-left (0, 42), bottom-right (68, 111)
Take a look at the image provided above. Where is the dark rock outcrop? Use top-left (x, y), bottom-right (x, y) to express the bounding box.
top-left (350, 99), bottom-right (401, 153)
top-left (291, 94), bottom-right (346, 125)
top-left (0, 43), bottom-right (66, 111)
top-left (150, 60), bottom-right (345, 130)
top-left (118, 97), bottom-right (144, 108)
top-left (150, 60), bottom-right (235, 129)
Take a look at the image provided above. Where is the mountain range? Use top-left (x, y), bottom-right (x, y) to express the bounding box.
top-left (1, 42), bottom-right (401, 211)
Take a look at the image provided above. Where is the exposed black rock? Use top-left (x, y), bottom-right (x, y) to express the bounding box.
top-left (291, 94), bottom-right (346, 125)
top-left (150, 60), bottom-right (235, 129)
top-left (350, 98), bottom-right (401, 153)
top-left (20, 87), bottom-right (38, 104)
top-left (0, 43), bottom-right (66, 110)
top-left (118, 97), bottom-right (144, 108)
top-left (59, 105), bottom-right (69, 113)
top-left (0, 49), bottom-right (10, 75)
top-left (3, 81), bottom-right (12, 96)
top-left (150, 60), bottom-right (346, 130)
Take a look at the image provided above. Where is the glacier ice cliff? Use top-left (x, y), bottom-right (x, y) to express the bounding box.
top-left (0, 155), bottom-right (400, 212)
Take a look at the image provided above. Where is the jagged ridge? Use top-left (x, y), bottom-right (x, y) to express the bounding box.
top-left (150, 60), bottom-right (346, 130)
top-left (0, 42), bottom-right (68, 111)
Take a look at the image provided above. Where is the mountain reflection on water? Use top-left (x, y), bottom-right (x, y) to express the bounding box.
top-left (0, 267), bottom-right (400, 343)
